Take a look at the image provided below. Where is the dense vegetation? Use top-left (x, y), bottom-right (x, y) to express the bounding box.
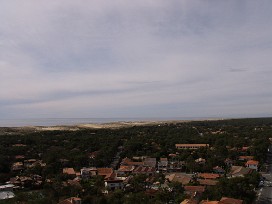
top-left (0, 117), bottom-right (271, 203)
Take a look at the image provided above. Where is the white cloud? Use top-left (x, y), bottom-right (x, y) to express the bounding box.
top-left (0, 0), bottom-right (272, 119)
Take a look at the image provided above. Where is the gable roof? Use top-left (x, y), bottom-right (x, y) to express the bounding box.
top-left (176, 144), bottom-right (209, 147)
top-left (180, 199), bottom-right (198, 204)
top-left (133, 166), bottom-right (156, 174)
top-left (120, 157), bottom-right (144, 166)
top-left (200, 201), bottom-right (219, 204)
top-left (184, 186), bottom-right (205, 193)
top-left (219, 197), bottom-right (243, 204)
top-left (245, 160), bottom-right (259, 166)
top-left (118, 165), bottom-right (135, 172)
top-left (58, 197), bottom-right (81, 204)
top-left (97, 168), bottom-right (114, 179)
top-left (198, 179), bottom-right (219, 186)
top-left (144, 157), bottom-right (157, 167)
top-left (213, 166), bottom-right (225, 172)
top-left (229, 166), bottom-right (252, 177)
top-left (239, 156), bottom-right (254, 161)
top-left (198, 173), bottom-right (220, 179)
top-left (63, 168), bottom-right (76, 175)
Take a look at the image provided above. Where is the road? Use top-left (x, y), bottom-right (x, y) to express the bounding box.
top-left (256, 145), bottom-right (272, 204)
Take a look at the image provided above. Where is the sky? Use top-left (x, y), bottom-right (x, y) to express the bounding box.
top-left (0, 0), bottom-right (272, 119)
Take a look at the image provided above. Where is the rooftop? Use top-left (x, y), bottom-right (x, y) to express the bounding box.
top-left (63, 168), bottom-right (76, 175)
top-left (184, 186), bottom-right (205, 193)
top-left (198, 179), bottom-right (219, 186)
top-left (245, 160), bottom-right (259, 165)
top-left (198, 173), bottom-right (220, 180)
top-left (176, 144), bottom-right (209, 147)
top-left (219, 197), bottom-right (243, 204)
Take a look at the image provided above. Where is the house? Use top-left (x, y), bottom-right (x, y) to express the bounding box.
top-left (11, 162), bottom-right (24, 171)
top-left (0, 184), bottom-right (14, 192)
top-left (245, 160), bottom-right (259, 170)
top-left (195, 158), bottom-right (206, 165)
top-left (80, 167), bottom-right (97, 180)
top-left (145, 189), bottom-right (158, 199)
top-left (238, 156), bottom-right (254, 161)
top-left (168, 159), bottom-right (185, 172)
top-left (24, 159), bottom-right (37, 167)
top-left (15, 155), bottom-right (25, 161)
top-left (184, 186), bottom-right (205, 198)
top-left (24, 159), bottom-right (46, 168)
top-left (169, 153), bottom-right (177, 157)
top-left (176, 144), bottom-right (209, 150)
top-left (158, 158), bottom-right (168, 172)
top-left (219, 197), bottom-right (243, 204)
top-left (117, 166), bottom-right (135, 176)
top-left (198, 173), bottom-right (220, 180)
top-left (97, 168), bottom-right (114, 180)
top-left (12, 144), bottom-right (27, 147)
top-left (63, 168), bottom-right (76, 177)
top-left (180, 199), bottom-right (198, 204)
top-left (59, 159), bottom-right (70, 166)
top-left (105, 179), bottom-right (124, 191)
top-left (213, 166), bottom-right (225, 174)
top-left (9, 176), bottom-right (33, 188)
top-left (89, 151), bottom-right (99, 159)
top-left (198, 179), bottom-right (218, 186)
top-left (229, 166), bottom-right (252, 177)
top-left (132, 166), bottom-right (156, 176)
top-left (67, 180), bottom-right (82, 189)
top-left (58, 197), bottom-right (81, 204)
top-left (165, 173), bottom-right (191, 185)
top-left (240, 146), bottom-right (249, 152)
top-left (144, 157), bottom-right (157, 168)
top-left (120, 157), bottom-right (144, 167)
top-left (200, 201), bottom-right (219, 204)
top-left (32, 175), bottom-right (43, 187)
top-left (0, 191), bottom-right (15, 200)
top-left (224, 158), bottom-right (234, 167)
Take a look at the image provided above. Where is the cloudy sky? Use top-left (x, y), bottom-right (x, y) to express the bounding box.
top-left (0, 1), bottom-right (272, 119)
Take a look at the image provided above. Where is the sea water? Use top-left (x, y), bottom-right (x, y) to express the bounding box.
top-left (0, 117), bottom-right (211, 127)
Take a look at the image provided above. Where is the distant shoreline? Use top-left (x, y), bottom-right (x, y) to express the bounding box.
top-left (1, 117), bottom-right (271, 130)
top-left (0, 117), bottom-right (225, 128)
top-left (0, 118), bottom-right (227, 131)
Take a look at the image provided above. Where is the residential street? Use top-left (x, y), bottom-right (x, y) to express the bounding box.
top-left (255, 145), bottom-right (272, 204)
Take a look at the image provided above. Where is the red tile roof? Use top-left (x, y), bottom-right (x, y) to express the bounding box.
top-left (118, 165), bottom-right (134, 172)
top-left (63, 168), bottom-right (76, 175)
top-left (241, 146), bottom-right (249, 151)
top-left (198, 173), bottom-right (220, 179)
top-left (184, 186), bottom-right (205, 193)
top-left (176, 144), bottom-right (209, 147)
top-left (121, 157), bottom-right (144, 166)
top-left (181, 199), bottom-right (198, 204)
top-left (97, 168), bottom-right (114, 179)
top-left (239, 156), bottom-right (254, 161)
top-left (213, 166), bottom-right (225, 172)
top-left (219, 197), bottom-right (243, 204)
top-left (15, 155), bottom-right (25, 160)
top-left (200, 201), bottom-right (219, 204)
top-left (198, 179), bottom-right (219, 186)
top-left (58, 197), bottom-right (81, 204)
top-left (166, 173), bottom-right (191, 185)
top-left (245, 160), bottom-right (259, 166)
top-left (133, 166), bottom-right (156, 174)
top-left (229, 166), bottom-right (252, 176)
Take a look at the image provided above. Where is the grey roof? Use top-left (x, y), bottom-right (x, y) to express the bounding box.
top-left (0, 191), bottom-right (15, 200)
